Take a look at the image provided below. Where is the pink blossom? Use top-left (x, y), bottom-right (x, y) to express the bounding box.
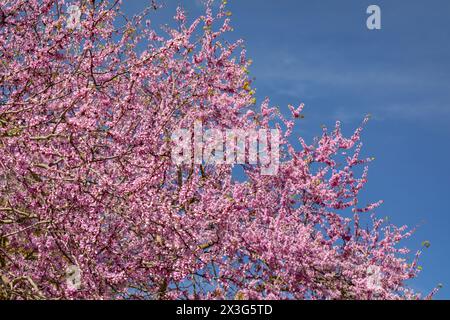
top-left (0, 0), bottom-right (434, 300)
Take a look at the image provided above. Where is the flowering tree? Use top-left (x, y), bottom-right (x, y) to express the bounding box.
top-left (0, 0), bottom-right (432, 299)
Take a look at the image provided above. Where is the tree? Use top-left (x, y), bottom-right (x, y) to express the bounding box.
top-left (0, 0), bottom-right (433, 299)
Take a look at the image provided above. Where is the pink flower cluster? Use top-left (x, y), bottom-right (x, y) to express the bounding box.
top-left (0, 0), bottom-right (431, 299)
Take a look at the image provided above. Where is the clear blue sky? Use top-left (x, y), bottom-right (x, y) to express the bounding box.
top-left (121, 0), bottom-right (450, 299)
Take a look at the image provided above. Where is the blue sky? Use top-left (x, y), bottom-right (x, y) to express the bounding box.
top-left (121, 0), bottom-right (450, 298)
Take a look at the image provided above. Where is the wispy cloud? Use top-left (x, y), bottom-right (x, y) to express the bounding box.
top-left (250, 49), bottom-right (450, 124)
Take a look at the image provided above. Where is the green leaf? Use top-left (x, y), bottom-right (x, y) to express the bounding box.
top-left (422, 240), bottom-right (431, 248)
